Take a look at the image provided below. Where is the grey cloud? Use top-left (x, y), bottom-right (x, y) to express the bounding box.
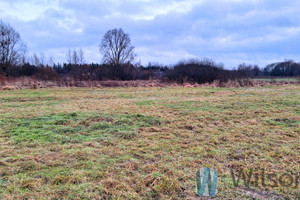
top-left (1, 0), bottom-right (300, 67)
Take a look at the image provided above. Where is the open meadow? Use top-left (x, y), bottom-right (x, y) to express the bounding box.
top-left (0, 85), bottom-right (299, 199)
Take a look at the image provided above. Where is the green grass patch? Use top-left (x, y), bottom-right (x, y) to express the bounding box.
top-left (4, 112), bottom-right (161, 143)
top-left (163, 101), bottom-right (215, 111)
top-left (253, 78), bottom-right (298, 82)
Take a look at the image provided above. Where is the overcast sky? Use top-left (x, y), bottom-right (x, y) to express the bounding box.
top-left (1, 0), bottom-right (300, 68)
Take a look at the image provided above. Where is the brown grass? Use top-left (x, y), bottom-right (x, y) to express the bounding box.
top-left (1, 86), bottom-right (18, 90)
top-left (0, 85), bottom-right (299, 199)
top-left (0, 76), bottom-right (298, 90)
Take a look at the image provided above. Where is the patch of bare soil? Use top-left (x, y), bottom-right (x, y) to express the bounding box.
top-left (237, 188), bottom-right (290, 200)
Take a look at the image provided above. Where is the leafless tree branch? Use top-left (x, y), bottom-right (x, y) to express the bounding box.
top-left (0, 20), bottom-right (27, 66)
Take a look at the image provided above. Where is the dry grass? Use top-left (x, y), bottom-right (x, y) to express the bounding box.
top-left (1, 76), bottom-right (299, 90)
top-left (1, 86), bottom-right (18, 90)
top-left (0, 85), bottom-right (299, 199)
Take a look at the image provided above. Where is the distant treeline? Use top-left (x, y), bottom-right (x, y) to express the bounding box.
top-left (0, 59), bottom-right (300, 84)
top-left (1, 20), bottom-right (299, 84)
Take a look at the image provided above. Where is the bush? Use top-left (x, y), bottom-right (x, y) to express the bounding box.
top-left (93, 64), bottom-right (137, 80)
top-left (35, 67), bottom-right (59, 81)
top-left (163, 59), bottom-right (226, 84)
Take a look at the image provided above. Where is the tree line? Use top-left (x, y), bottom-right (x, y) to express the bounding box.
top-left (1, 20), bottom-right (300, 84)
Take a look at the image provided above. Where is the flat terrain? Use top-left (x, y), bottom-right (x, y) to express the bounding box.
top-left (0, 85), bottom-right (299, 199)
top-left (252, 78), bottom-right (298, 82)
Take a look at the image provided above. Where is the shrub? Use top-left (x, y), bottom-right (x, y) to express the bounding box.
top-left (35, 67), bottom-right (59, 81)
top-left (163, 58), bottom-right (226, 84)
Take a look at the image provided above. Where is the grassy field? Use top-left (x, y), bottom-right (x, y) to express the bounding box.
top-left (0, 85), bottom-right (299, 199)
top-left (252, 78), bottom-right (299, 82)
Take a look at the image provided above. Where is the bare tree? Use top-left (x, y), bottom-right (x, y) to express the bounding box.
top-left (48, 56), bottom-right (54, 67)
top-left (99, 28), bottom-right (136, 65)
top-left (0, 20), bottom-right (27, 67)
top-left (66, 48), bottom-right (84, 65)
top-left (39, 52), bottom-right (46, 66)
top-left (30, 52), bottom-right (47, 67)
top-left (66, 48), bottom-right (72, 64)
top-left (78, 48), bottom-right (85, 64)
top-left (32, 53), bottom-right (40, 66)
top-left (72, 50), bottom-right (79, 65)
